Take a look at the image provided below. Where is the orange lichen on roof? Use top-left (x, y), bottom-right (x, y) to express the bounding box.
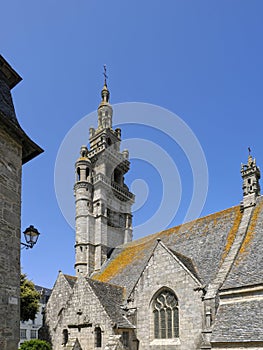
top-left (93, 206), bottom-right (239, 283)
top-left (221, 207), bottom-right (243, 263)
top-left (63, 274), bottom-right (77, 281)
top-left (235, 200), bottom-right (263, 265)
top-left (93, 236), bottom-right (157, 283)
top-left (64, 274), bottom-right (77, 281)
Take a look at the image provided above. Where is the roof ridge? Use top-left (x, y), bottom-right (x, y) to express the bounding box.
top-left (115, 204), bottom-right (241, 250)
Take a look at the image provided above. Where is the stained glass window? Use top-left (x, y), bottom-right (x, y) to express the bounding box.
top-left (153, 289), bottom-right (179, 339)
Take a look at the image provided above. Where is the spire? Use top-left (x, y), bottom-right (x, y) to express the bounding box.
top-left (241, 148), bottom-right (261, 209)
top-left (103, 64), bottom-right (108, 86)
top-left (100, 65), bottom-right (110, 105)
top-left (97, 65), bottom-right (113, 130)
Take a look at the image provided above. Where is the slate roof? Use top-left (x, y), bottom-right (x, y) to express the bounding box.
top-left (64, 274), bottom-right (77, 289)
top-left (93, 205), bottom-right (243, 296)
top-left (211, 299), bottom-right (263, 343)
top-left (169, 248), bottom-right (201, 282)
top-left (87, 278), bottom-right (134, 329)
top-left (0, 55), bottom-right (43, 163)
top-left (222, 197), bottom-right (263, 290)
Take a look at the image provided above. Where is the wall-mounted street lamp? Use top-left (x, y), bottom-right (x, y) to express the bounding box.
top-left (21, 225), bottom-right (40, 249)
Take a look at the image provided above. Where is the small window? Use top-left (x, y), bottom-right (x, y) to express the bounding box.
top-left (122, 331), bottom-right (129, 347)
top-left (62, 329), bottom-right (68, 346)
top-left (20, 329), bottom-right (27, 339)
top-left (30, 330), bottom-right (37, 339)
top-left (113, 169), bottom-right (122, 184)
top-left (77, 167), bottom-right (80, 181)
top-left (153, 289), bottom-right (179, 339)
top-left (95, 327), bottom-right (102, 348)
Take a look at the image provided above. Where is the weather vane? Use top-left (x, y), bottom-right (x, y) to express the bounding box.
top-left (248, 146), bottom-right (251, 156)
top-left (103, 64), bottom-right (108, 85)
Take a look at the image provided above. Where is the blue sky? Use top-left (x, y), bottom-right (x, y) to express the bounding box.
top-left (2, 1), bottom-right (263, 288)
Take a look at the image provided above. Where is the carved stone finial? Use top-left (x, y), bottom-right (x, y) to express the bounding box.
top-left (240, 150), bottom-right (261, 209)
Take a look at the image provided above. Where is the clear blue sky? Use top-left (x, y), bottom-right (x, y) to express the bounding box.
top-left (2, 1), bottom-right (263, 288)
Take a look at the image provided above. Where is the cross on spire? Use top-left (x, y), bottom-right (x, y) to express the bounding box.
top-left (248, 146), bottom-right (251, 156)
top-left (103, 64), bottom-right (108, 86)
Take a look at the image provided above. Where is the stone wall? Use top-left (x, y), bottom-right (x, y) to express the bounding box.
top-left (129, 242), bottom-right (204, 350)
top-left (0, 127), bottom-right (22, 350)
top-left (44, 272), bottom-right (75, 344)
top-left (46, 275), bottom-right (115, 350)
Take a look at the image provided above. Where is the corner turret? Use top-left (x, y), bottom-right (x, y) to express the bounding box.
top-left (241, 150), bottom-right (261, 210)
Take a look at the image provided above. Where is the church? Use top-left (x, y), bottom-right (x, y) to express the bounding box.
top-left (45, 79), bottom-right (263, 350)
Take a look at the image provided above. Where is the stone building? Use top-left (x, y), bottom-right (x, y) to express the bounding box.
top-left (0, 56), bottom-right (43, 349)
top-left (45, 81), bottom-right (263, 350)
top-left (19, 285), bottom-right (51, 346)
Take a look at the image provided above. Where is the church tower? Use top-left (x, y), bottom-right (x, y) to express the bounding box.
top-left (241, 151), bottom-right (261, 209)
top-left (74, 76), bottom-right (134, 277)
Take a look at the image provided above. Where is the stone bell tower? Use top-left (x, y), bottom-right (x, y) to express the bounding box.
top-left (241, 151), bottom-right (261, 209)
top-left (74, 76), bottom-right (134, 277)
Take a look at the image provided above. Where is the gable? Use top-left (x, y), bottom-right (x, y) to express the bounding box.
top-left (62, 276), bottom-right (110, 327)
top-left (133, 241), bottom-right (202, 298)
top-left (129, 241), bottom-right (204, 349)
top-left (46, 272), bottom-right (75, 315)
top-left (59, 276), bottom-right (133, 331)
top-left (45, 272), bottom-right (76, 339)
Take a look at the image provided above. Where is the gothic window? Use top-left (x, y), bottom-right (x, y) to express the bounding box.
top-left (95, 327), bottom-right (102, 348)
top-left (153, 289), bottom-right (179, 339)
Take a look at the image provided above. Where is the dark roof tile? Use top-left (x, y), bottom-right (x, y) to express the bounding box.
top-left (211, 300), bottom-right (263, 342)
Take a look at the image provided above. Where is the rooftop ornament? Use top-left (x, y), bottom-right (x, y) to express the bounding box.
top-left (21, 225), bottom-right (40, 249)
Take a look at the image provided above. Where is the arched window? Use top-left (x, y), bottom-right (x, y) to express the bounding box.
top-left (95, 326), bottom-right (102, 348)
top-left (76, 167), bottom-right (80, 181)
top-left (153, 289), bottom-right (179, 339)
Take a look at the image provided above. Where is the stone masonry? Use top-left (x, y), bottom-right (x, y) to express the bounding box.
top-left (45, 79), bottom-right (263, 350)
top-left (0, 55), bottom-right (42, 349)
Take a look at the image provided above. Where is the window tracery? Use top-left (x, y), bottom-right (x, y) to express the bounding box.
top-left (153, 289), bottom-right (179, 338)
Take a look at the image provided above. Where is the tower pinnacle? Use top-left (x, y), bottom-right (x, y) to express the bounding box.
top-left (97, 65), bottom-right (112, 129)
top-left (100, 65), bottom-right (110, 104)
top-left (74, 74), bottom-right (134, 277)
top-left (241, 150), bottom-right (261, 209)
